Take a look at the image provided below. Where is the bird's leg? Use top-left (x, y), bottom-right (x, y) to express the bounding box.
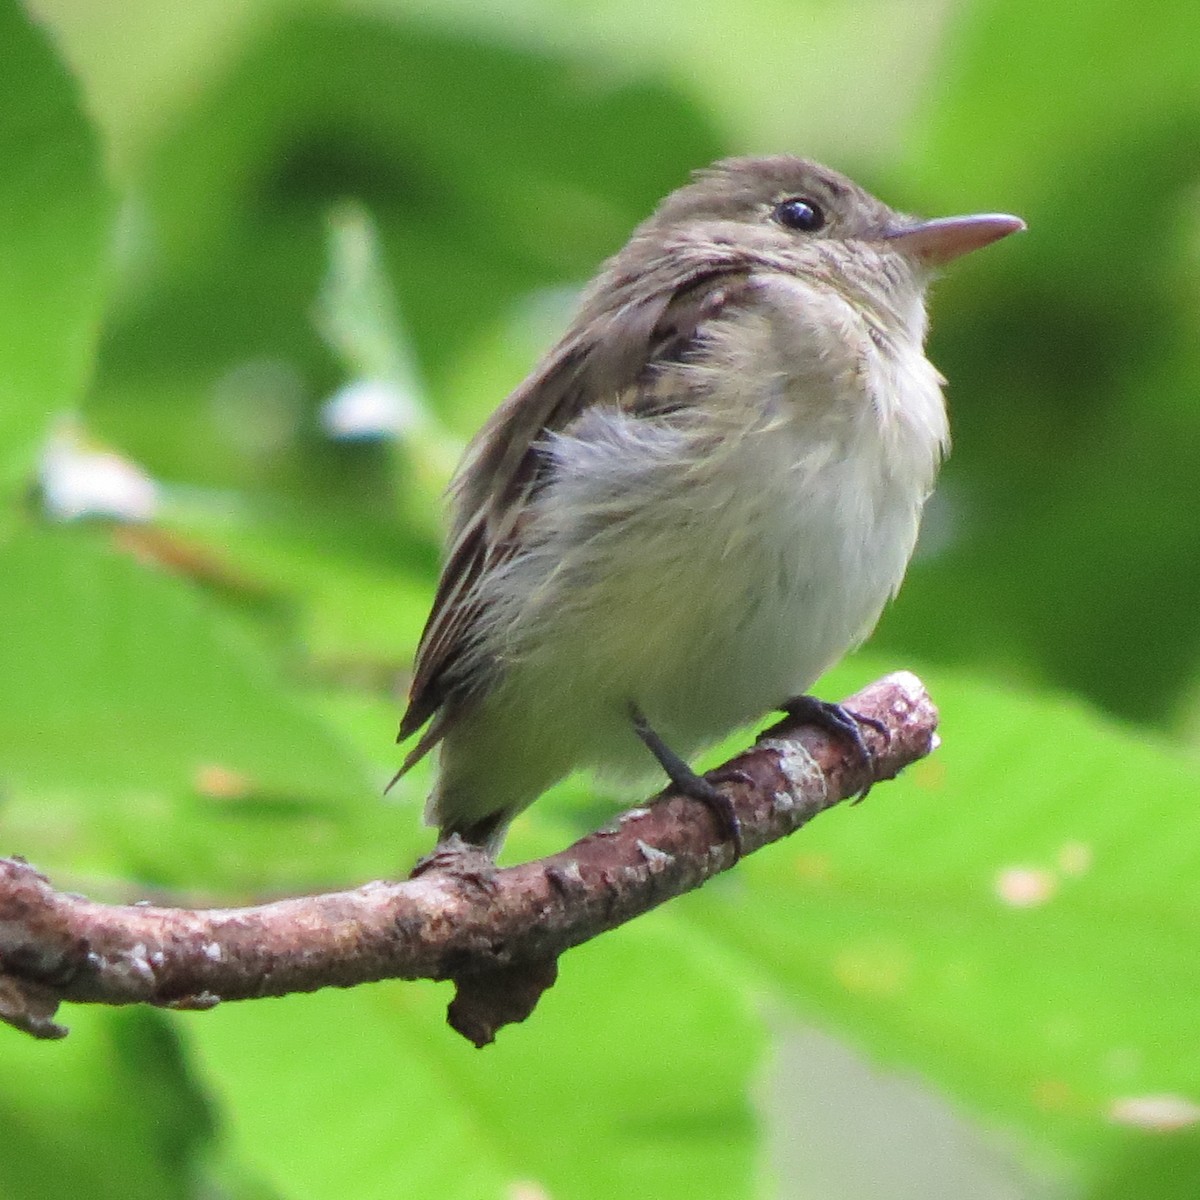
top-left (628, 703), bottom-right (744, 860)
top-left (779, 694), bottom-right (889, 801)
top-left (409, 830), bottom-right (500, 894)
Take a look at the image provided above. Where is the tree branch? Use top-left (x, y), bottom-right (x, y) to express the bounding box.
top-left (0, 671), bottom-right (937, 1046)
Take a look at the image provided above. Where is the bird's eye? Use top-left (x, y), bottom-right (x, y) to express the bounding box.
top-left (774, 197), bottom-right (825, 233)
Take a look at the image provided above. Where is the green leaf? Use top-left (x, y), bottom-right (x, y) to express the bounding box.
top-left (0, 525), bottom-right (369, 798)
top-left (0, 0), bottom-right (113, 509)
top-left (0, 524), bottom-right (405, 891)
top-left (315, 201), bottom-right (463, 538)
top-left (684, 657), bottom-right (1200, 1187)
top-left (159, 502), bottom-right (436, 670)
top-left (188, 920), bottom-right (760, 1200)
top-left (0, 1008), bottom-right (215, 1200)
top-left (872, 0), bottom-right (1200, 725)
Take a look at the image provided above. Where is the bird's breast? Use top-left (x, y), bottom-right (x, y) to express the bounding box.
top-left (473, 279), bottom-right (947, 762)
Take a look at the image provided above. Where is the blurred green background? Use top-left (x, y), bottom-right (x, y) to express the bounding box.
top-left (1, 0), bottom-right (1199, 1196)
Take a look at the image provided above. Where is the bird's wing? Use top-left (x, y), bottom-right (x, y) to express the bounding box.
top-left (395, 266), bottom-right (754, 768)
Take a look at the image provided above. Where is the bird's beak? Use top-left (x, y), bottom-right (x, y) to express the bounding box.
top-left (883, 213), bottom-right (1025, 265)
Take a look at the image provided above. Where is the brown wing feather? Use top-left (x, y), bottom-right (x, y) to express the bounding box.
top-left (395, 265), bottom-right (754, 767)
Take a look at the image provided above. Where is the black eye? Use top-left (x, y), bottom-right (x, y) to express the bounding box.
top-left (774, 197), bottom-right (825, 232)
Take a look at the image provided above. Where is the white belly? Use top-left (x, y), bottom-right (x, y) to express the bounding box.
top-left (474, 392), bottom-right (938, 780)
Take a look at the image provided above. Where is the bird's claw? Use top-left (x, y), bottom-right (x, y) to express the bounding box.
top-left (410, 833), bottom-right (499, 896)
top-left (781, 695), bottom-right (887, 801)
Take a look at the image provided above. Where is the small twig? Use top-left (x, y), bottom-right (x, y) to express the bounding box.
top-left (0, 671), bottom-right (937, 1046)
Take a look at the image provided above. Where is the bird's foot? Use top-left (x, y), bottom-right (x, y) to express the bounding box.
top-left (410, 833), bottom-right (499, 896)
top-left (780, 694), bottom-right (889, 801)
top-left (629, 704), bottom-right (744, 861)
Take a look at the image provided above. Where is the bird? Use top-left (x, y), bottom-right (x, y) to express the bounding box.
top-left (394, 154), bottom-right (1023, 860)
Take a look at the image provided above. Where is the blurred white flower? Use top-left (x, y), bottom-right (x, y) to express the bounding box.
top-left (39, 421), bottom-right (160, 522)
top-left (320, 378), bottom-right (420, 440)
top-left (1109, 1094), bottom-right (1200, 1131)
top-left (993, 865), bottom-right (1057, 908)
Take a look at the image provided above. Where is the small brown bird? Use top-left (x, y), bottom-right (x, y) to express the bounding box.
top-left (396, 155), bottom-right (1022, 857)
